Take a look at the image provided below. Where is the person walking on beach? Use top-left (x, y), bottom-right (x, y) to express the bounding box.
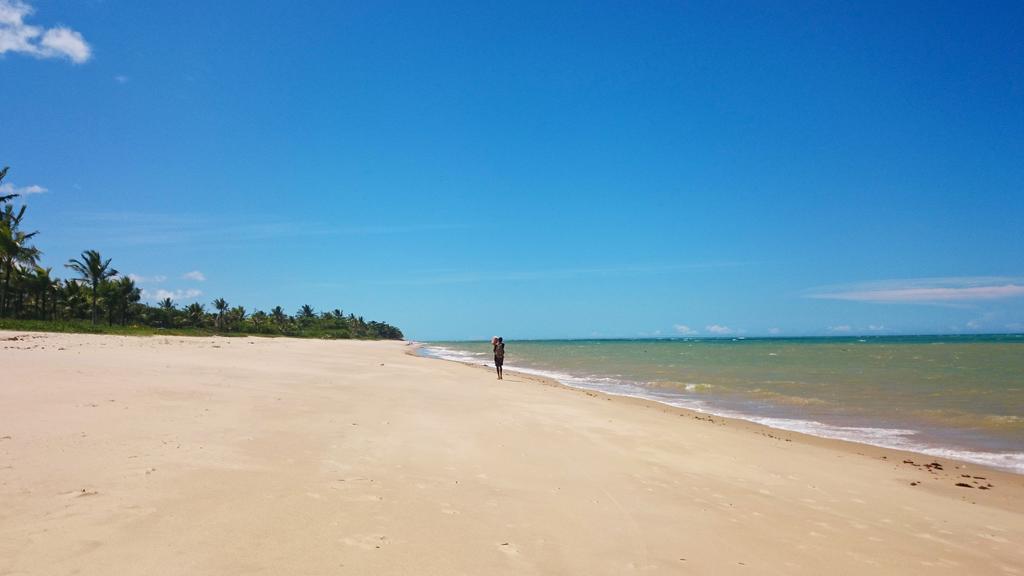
top-left (492, 336), bottom-right (505, 380)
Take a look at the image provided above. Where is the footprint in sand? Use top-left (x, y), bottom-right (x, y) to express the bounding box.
top-left (498, 542), bottom-right (519, 556)
top-left (337, 493), bottom-right (384, 502)
top-left (340, 534), bottom-right (388, 550)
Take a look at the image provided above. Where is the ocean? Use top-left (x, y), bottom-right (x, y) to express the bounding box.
top-left (420, 335), bottom-right (1024, 474)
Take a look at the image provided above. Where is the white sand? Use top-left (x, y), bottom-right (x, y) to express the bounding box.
top-left (2, 331), bottom-right (1022, 575)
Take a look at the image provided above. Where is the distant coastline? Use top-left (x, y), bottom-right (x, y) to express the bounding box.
top-left (1, 166), bottom-right (403, 341)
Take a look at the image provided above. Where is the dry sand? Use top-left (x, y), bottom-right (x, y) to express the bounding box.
top-left (1, 331), bottom-right (1022, 575)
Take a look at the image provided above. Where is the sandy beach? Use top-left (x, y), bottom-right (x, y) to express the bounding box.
top-left (2, 331), bottom-right (1022, 575)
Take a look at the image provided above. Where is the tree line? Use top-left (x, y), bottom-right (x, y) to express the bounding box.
top-left (0, 166), bottom-right (403, 340)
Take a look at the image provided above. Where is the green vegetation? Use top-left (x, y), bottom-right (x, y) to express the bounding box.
top-left (0, 165), bottom-right (403, 340)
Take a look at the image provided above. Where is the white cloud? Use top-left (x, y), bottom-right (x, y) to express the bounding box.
top-left (767, 328), bottom-right (781, 335)
top-left (867, 324), bottom-right (885, 331)
top-left (828, 325), bottom-right (852, 332)
top-left (808, 277), bottom-right (1024, 304)
top-left (182, 270), bottom-right (206, 282)
top-left (141, 288), bottom-right (203, 303)
top-left (114, 74), bottom-right (128, 84)
top-left (705, 324), bottom-right (732, 335)
top-left (127, 273), bottom-right (167, 284)
top-left (0, 0), bottom-right (23, 23)
top-left (39, 26), bottom-right (89, 62)
top-left (0, 182), bottom-right (47, 195)
top-left (965, 320), bottom-right (982, 330)
top-left (673, 324), bottom-right (697, 335)
top-left (0, 1), bottom-right (91, 63)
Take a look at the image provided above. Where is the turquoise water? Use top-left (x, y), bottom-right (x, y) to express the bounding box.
top-left (422, 336), bottom-right (1024, 473)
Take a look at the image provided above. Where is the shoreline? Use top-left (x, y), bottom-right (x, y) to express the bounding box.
top-left (4, 331), bottom-right (1023, 574)
top-left (414, 344), bottom-right (1024, 491)
top-left (416, 342), bottom-right (1024, 476)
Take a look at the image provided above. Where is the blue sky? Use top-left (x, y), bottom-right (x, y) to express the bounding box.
top-left (2, 0), bottom-right (1022, 340)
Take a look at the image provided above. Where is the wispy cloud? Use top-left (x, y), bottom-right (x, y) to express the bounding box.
top-left (182, 270), bottom-right (206, 282)
top-left (807, 277), bottom-right (1024, 304)
top-left (62, 212), bottom-right (470, 247)
top-left (0, 182), bottom-right (47, 196)
top-left (828, 324), bottom-right (852, 333)
top-left (114, 74), bottom-right (128, 84)
top-left (127, 273), bottom-right (167, 284)
top-left (767, 328), bottom-right (781, 335)
top-left (705, 324), bottom-right (732, 335)
top-left (141, 288), bottom-right (203, 303)
top-left (961, 312), bottom-right (998, 332)
top-left (0, 0), bottom-right (91, 64)
top-left (377, 261), bottom-right (747, 286)
top-left (673, 324), bottom-right (697, 335)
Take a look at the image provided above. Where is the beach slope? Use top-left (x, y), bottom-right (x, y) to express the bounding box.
top-left (1, 331), bottom-right (1022, 575)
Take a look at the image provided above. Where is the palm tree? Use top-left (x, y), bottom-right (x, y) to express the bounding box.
top-left (295, 304), bottom-right (315, 331)
top-left (271, 305), bottom-right (287, 330)
top-left (0, 166), bottom-right (17, 204)
top-left (1, 203), bottom-right (40, 316)
top-left (64, 250), bottom-right (118, 324)
top-left (58, 279), bottom-right (88, 320)
top-left (25, 266), bottom-right (59, 320)
top-left (116, 276), bottom-right (140, 325)
top-left (212, 298), bottom-right (228, 331)
top-left (158, 297), bottom-right (176, 327)
top-left (185, 302), bottom-right (206, 327)
top-left (251, 310), bottom-right (268, 333)
top-left (46, 270), bottom-right (61, 320)
top-left (27, 266), bottom-right (55, 319)
top-left (229, 305), bottom-right (246, 332)
top-left (99, 280), bottom-right (120, 325)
